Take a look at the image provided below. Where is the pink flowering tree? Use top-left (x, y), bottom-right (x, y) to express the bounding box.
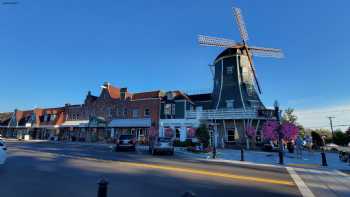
top-left (245, 126), bottom-right (257, 149)
top-left (281, 122), bottom-right (299, 141)
top-left (262, 120), bottom-right (299, 141)
top-left (245, 126), bottom-right (256, 139)
top-left (262, 120), bottom-right (279, 141)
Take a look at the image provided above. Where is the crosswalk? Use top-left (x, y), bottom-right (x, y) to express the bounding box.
top-left (291, 167), bottom-right (350, 197)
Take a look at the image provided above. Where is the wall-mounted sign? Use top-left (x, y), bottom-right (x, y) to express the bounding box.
top-left (257, 109), bottom-right (276, 119)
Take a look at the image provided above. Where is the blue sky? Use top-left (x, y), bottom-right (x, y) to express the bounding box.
top-left (0, 0), bottom-right (349, 129)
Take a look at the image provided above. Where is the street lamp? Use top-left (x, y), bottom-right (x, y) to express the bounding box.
top-left (274, 100), bottom-right (284, 165)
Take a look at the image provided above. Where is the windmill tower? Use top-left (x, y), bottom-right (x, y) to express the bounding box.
top-left (198, 7), bottom-right (284, 111)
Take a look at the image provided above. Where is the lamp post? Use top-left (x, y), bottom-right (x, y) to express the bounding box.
top-left (274, 101), bottom-right (284, 165)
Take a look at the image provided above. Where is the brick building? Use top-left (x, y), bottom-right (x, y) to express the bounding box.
top-left (60, 82), bottom-right (163, 143)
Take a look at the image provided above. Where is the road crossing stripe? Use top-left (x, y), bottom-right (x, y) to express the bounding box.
top-left (286, 167), bottom-right (315, 197)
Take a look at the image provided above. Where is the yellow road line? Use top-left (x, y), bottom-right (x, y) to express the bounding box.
top-left (120, 162), bottom-right (295, 186)
top-left (12, 148), bottom-right (294, 186)
top-left (288, 164), bottom-right (319, 168)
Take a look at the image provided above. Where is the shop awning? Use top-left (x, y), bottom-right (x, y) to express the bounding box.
top-left (108, 118), bottom-right (151, 128)
top-left (60, 120), bottom-right (89, 128)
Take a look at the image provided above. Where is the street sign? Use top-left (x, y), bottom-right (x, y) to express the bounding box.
top-left (257, 109), bottom-right (276, 119)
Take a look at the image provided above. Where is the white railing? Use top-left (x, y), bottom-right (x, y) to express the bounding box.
top-left (186, 108), bottom-right (263, 120)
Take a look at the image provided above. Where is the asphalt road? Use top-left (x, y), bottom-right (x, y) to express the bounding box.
top-left (0, 140), bottom-right (301, 197)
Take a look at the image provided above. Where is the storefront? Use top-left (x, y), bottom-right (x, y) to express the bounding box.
top-left (108, 118), bottom-right (152, 143)
top-left (60, 120), bottom-right (89, 141)
top-left (159, 119), bottom-right (200, 141)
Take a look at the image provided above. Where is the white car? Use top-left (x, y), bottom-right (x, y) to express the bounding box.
top-left (0, 141), bottom-right (7, 165)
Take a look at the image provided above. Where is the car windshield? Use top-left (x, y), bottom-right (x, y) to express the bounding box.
top-left (119, 135), bottom-right (133, 140)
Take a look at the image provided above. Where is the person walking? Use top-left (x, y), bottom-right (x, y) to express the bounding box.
top-left (295, 136), bottom-right (303, 159)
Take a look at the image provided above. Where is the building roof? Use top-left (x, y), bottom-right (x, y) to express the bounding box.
top-left (215, 48), bottom-right (241, 62)
top-left (107, 85), bottom-right (121, 99)
top-left (162, 91), bottom-right (194, 104)
top-left (132, 91), bottom-right (163, 100)
top-left (188, 93), bottom-right (212, 102)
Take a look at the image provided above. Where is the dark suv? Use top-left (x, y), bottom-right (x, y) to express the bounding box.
top-left (116, 135), bottom-right (136, 151)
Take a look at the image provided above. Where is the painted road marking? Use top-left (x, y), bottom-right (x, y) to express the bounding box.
top-left (10, 147), bottom-right (294, 186)
top-left (119, 162), bottom-right (295, 186)
top-left (286, 167), bottom-right (315, 197)
top-left (287, 164), bottom-right (320, 169)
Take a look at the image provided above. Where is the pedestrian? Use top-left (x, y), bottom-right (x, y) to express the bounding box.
top-left (295, 136), bottom-right (303, 159)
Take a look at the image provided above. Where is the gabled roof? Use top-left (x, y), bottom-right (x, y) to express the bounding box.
top-left (107, 85), bottom-right (121, 99)
top-left (162, 91), bottom-right (194, 104)
top-left (101, 83), bottom-right (132, 100)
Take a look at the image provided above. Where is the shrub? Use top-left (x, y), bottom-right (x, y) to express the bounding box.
top-left (173, 139), bottom-right (194, 147)
top-left (195, 124), bottom-right (210, 148)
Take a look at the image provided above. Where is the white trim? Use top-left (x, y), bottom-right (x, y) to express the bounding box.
top-left (213, 54), bottom-right (238, 65)
top-left (236, 55), bottom-right (246, 111)
top-left (286, 167), bottom-right (315, 197)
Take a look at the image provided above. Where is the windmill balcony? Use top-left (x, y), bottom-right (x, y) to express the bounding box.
top-left (185, 108), bottom-right (274, 120)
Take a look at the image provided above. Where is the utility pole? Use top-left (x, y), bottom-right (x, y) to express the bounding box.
top-left (328, 116), bottom-right (335, 142)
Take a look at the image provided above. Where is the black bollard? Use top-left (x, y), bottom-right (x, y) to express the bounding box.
top-left (240, 147), bottom-right (244, 161)
top-left (321, 151), bottom-right (328, 166)
top-left (97, 178), bottom-right (108, 197)
top-left (182, 191), bottom-right (196, 197)
top-left (279, 150), bottom-right (284, 165)
top-left (212, 147), bottom-right (216, 159)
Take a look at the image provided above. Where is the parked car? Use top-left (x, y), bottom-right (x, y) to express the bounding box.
top-left (324, 143), bottom-right (339, 152)
top-left (339, 150), bottom-right (349, 162)
top-left (149, 137), bottom-right (174, 155)
top-left (0, 141), bottom-right (7, 165)
top-left (116, 135), bottom-right (136, 151)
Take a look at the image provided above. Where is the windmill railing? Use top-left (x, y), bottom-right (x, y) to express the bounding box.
top-left (186, 108), bottom-right (273, 120)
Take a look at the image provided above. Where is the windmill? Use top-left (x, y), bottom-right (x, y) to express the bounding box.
top-left (198, 7), bottom-right (284, 94)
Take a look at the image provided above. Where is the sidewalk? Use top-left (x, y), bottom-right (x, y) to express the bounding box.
top-left (175, 148), bottom-right (350, 197)
top-left (175, 148), bottom-right (350, 170)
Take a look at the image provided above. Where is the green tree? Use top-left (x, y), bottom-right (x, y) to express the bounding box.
top-left (311, 131), bottom-right (324, 147)
top-left (333, 130), bottom-right (349, 146)
top-left (282, 108), bottom-right (298, 124)
top-left (196, 124), bottom-right (210, 148)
